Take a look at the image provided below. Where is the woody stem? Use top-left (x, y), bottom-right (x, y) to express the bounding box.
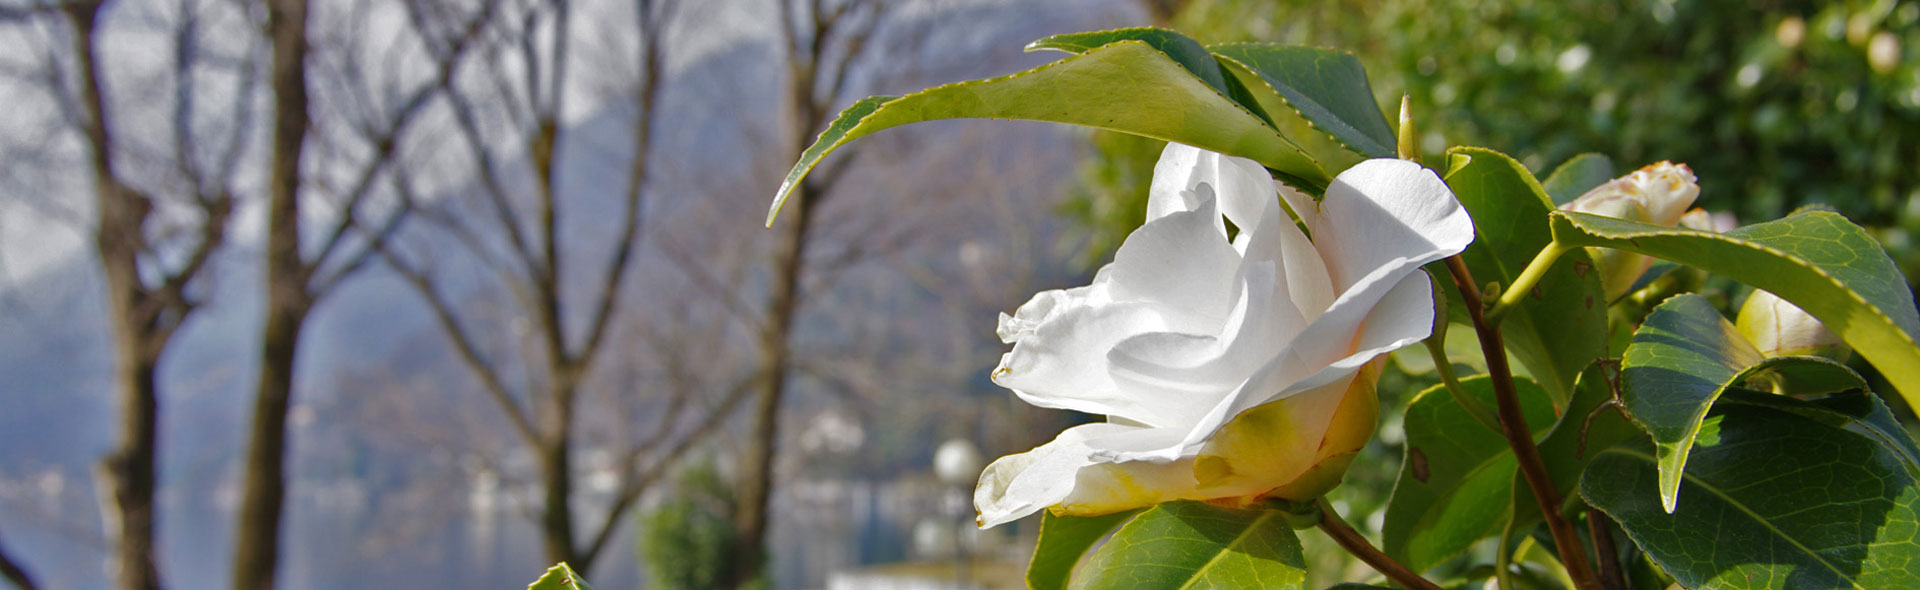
top-left (1443, 255), bottom-right (1604, 590)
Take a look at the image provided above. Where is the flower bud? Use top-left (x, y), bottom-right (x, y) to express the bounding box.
top-left (1561, 162), bottom-right (1700, 300)
top-left (1736, 289), bottom-right (1849, 360)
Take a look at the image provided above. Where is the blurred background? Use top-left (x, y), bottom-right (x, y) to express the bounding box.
top-left (0, 0), bottom-right (1913, 588)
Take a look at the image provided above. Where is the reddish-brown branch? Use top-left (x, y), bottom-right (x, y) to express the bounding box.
top-left (1443, 256), bottom-right (1602, 590)
top-left (1315, 500), bottom-right (1445, 590)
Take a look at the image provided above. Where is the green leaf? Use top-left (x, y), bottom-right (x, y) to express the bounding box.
top-left (1551, 209), bottom-right (1920, 416)
top-left (1026, 28), bottom-right (1231, 95)
top-left (1028, 509), bottom-right (1141, 590)
top-left (1717, 390), bottom-right (1920, 473)
top-left (1620, 294), bottom-right (1872, 514)
top-left (767, 40), bottom-right (1327, 224)
top-left (527, 563), bottom-right (595, 590)
top-left (1620, 293), bottom-right (1770, 513)
top-left (1443, 147), bottom-right (1609, 404)
top-left (1073, 501), bottom-right (1305, 590)
top-left (1208, 44), bottom-right (1397, 158)
top-left (1540, 153), bottom-right (1615, 205)
top-left (1383, 375), bottom-right (1555, 573)
top-left (1581, 392), bottom-right (1920, 590)
top-left (1738, 356), bottom-right (1869, 396)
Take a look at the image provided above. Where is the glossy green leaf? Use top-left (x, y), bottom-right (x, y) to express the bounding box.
top-left (1620, 294), bottom-right (1869, 514)
top-left (1384, 375), bottom-right (1555, 573)
top-left (767, 40), bottom-right (1327, 224)
top-left (1540, 153), bottom-right (1615, 205)
top-left (1208, 44), bottom-right (1397, 158)
top-left (1718, 391), bottom-right (1920, 472)
top-left (1026, 28), bottom-right (1231, 94)
top-left (1620, 293), bottom-right (1768, 513)
top-left (1074, 501), bottom-right (1305, 590)
top-left (527, 563), bottom-right (594, 590)
top-left (1551, 209), bottom-right (1920, 415)
top-left (1443, 147), bottom-right (1609, 404)
top-left (1511, 363), bottom-right (1644, 528)
top-left (1581, 392), bottom-right (1920, 590)
top-left (1028, 509), bottom-right (1140, 590)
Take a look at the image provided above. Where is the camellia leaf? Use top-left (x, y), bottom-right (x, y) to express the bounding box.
top-left (1621, 293), bottom-right (1873, 513)
top-left (1073, 501), bottom-right (1305, 590)
top-left (1581, 391), bottom-right (1920, 590)
top-left (1383, 375), bottom-right (1555, 573)
top-left (1208, 43), bottom-right (1397, 159)
top-left (1539, 153), bottom-right (1615, 205)
top-left (1621, 293), bottom-right (1768, 513)
top-left (767, 40), bottom-right (1327, 225)
top-left (1028, 509), bottom-right (1141, 590)
top-left (1550, 209), bottom-right (1920, 414)
top-left (527, 563), bottom-right (594, 590)
top-left (1026, 28), bottom-right (1232, 94)
top-left (1442, 147), bottom-right (1609, 404)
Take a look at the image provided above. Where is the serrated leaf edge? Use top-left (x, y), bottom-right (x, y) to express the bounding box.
top-left (1207, 44), bottom-right (1395, 159)
top-left (1553, 210), bottom-right (1920, 409)
top-left (766, 39), bottom-right (1322, 225)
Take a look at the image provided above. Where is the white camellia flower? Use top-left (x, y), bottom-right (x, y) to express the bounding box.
top-left (1560, 161), bottom-right (1700, 300)
top-left (976, 143), bottom-right (1475, 528)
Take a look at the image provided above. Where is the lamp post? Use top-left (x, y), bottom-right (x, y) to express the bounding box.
top-left (933, 439), bottom-right (983, 588)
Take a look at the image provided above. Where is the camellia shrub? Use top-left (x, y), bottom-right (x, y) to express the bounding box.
top-left (535, 27), bottom-right (1920, 590)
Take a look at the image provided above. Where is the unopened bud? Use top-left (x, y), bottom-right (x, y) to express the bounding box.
top-left (1736, 289), bottom-right (1849, 360)
top-left (1562, 162), bottom-right (1701, 300)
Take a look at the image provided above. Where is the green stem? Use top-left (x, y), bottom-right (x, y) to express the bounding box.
top-left (1424, 337), bottom-right (1503, 434)
top-left (1486, 241), bottom-right (1571, 325)
top-left (1496, 517), bottom-right (1520, 590)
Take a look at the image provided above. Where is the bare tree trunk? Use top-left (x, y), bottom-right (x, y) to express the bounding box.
top-left (68, 1), bottom-right (165, 586)
top-left (729, 171), bottom-right (816, 588)
top-left (539, 384), bottom-right (578, 569)
top-left (232, 0), bottom-right (313, 587)
top-left (0, 525), bottom-right (34, 590)
top-left (99, 341), bottom-right (162, 590)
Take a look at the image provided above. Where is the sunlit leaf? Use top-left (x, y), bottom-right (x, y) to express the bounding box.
top-left (1582, 392), bottom-right (1920, 590)
top-left (1026, 28), bottom-right (1231, 94)
top-left (1028, 509), bottom-right (1140, 590)
top-left (1551, 209), bottom-right (1920, 414)
top-left (1074, 501), bottom-right (1305, 590)
top-left (1208, 44), bottom-right (1398, 158)
top-left (527, 563), bottom-right (594, 590)
top-left (768, 40), bottom-right (1327, 224)
top-left (1443, 147), bottom-right (1609, 404)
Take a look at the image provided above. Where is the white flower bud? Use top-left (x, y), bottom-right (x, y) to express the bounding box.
top-left (1737, 289), bottom-right (1849, 360)
top-left (1562, 162), bottom-right (1701, 300)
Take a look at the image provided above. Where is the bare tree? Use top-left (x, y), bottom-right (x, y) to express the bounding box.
top-left (229, 0), bottom-right (494, 586)
top-left (724, 0), bottom-right (900, 586)
top-left (35, 1), bottom-right (254, 587)
top-left (371, 0), bottom-right (758, 575)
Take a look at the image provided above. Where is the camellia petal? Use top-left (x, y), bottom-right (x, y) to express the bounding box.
top-left (975, 422), bottom-right (1201, 528)
top-left (1306, 158), bottom-right (1476, 293)
top-left (1105, 186), bottom-right (1244, 332)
